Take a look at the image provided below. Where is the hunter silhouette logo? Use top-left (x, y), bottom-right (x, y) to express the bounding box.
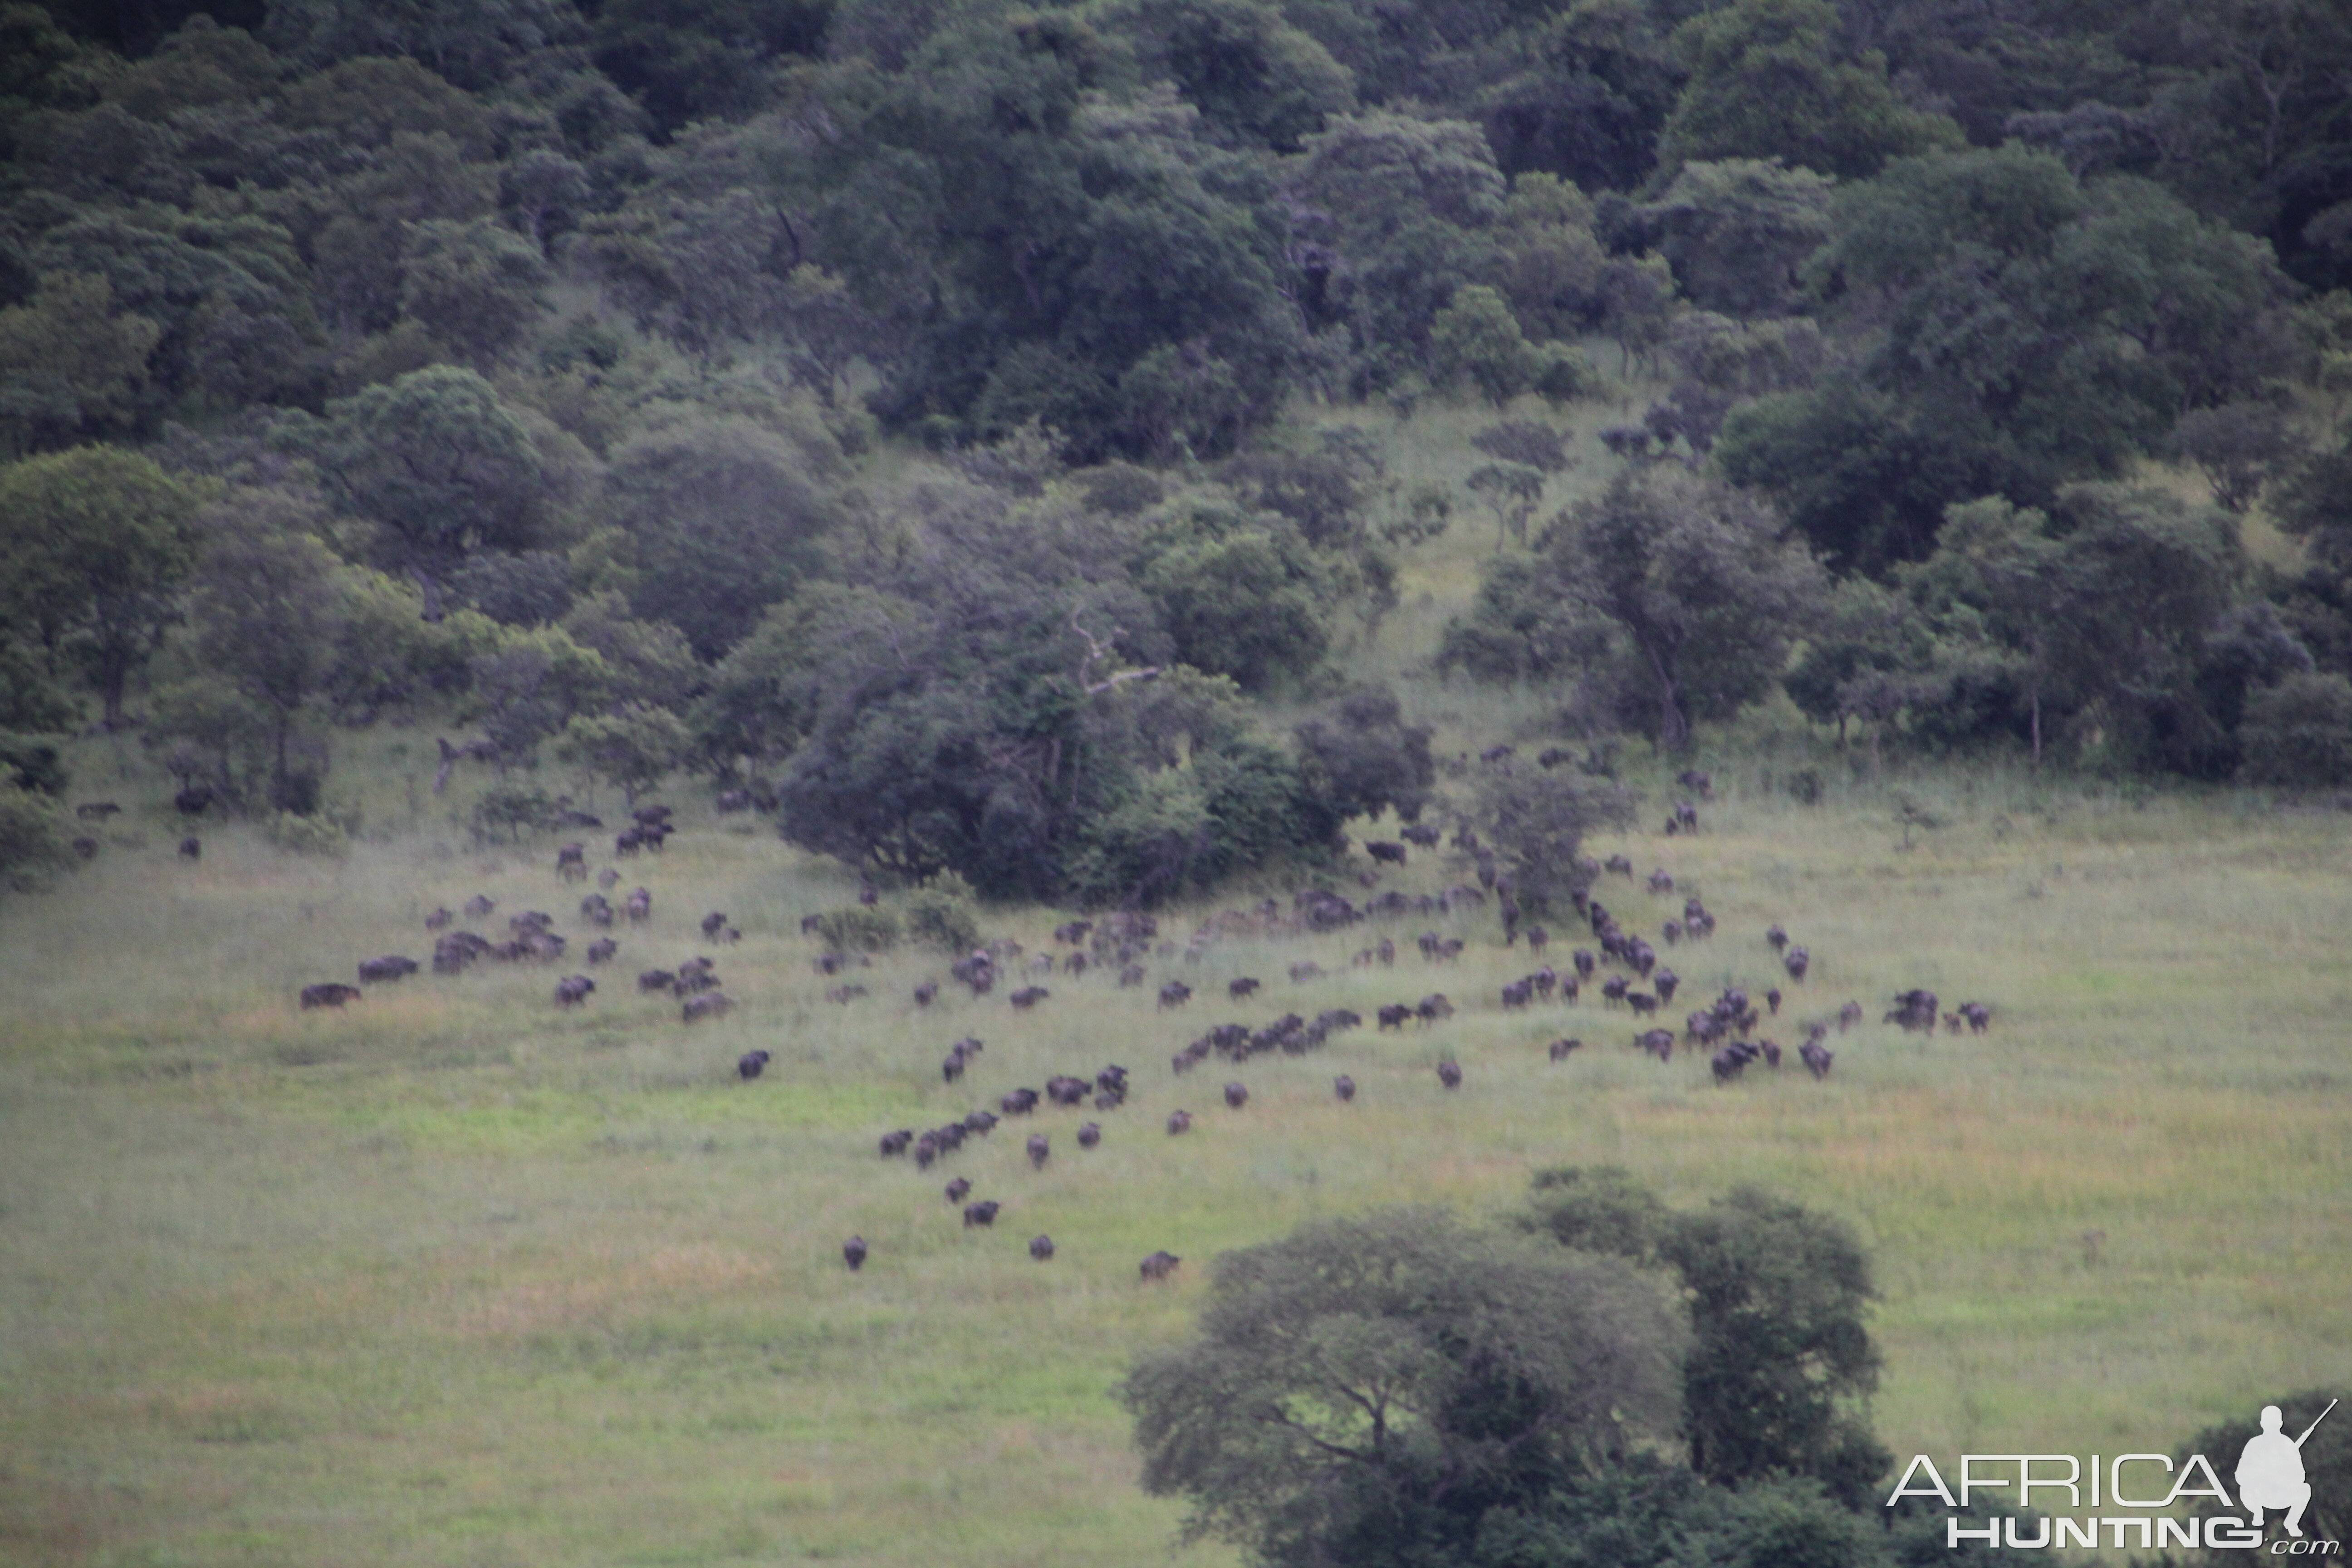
top-left (2242, 1400), bottom-right (2335, 1538)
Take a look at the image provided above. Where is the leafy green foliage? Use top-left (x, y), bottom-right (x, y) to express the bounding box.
top-left (553, 702), bottom-right (690, 805)
top-left (0, 780), bottom-right (73, 890)
top-left (1293, 683), bottom-right (1434, 824)
top-left (2239, 673), bottom-right (2352, 786)
top-left (1465, 764), bottom-right (1634, 916)
top-left (807, 905), bottom-right (899, 953)
top-left (1122, 1208), bottom-right (1686, 1568)
top-left (899, 870), bottom-right (980, 951)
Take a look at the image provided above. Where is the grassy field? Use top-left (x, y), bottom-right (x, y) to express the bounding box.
top-left (5, 406), bottom-right (2349, 1566)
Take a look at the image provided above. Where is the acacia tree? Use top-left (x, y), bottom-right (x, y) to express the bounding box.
top-left (1122, 1208), bottom-right (1685, 1568)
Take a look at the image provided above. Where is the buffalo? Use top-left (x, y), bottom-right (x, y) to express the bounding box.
top-left (556, 843), bottom-right (586, 880)
top-left (299, 982), bottom-right (362, 1009)
top-left (1799, 1041), bottom-right (1834, 1079)
top-left (1400, 823), bottom-right (1441, 848)
top-left (681, 992), bottom-right (734, 1023)
top-left (843, 1236), bottom-right (867, 1271)
top-left (1837, 1000), bottom-right (1863, 1030)
top-left (1636, 1028), bottom-right (1675, 1060)
top-left (1029, 1235), bottom-right (1055, 1261)
top-left (174, 784), bottom-right (214, 816)
top-left (1783, 946), bottom-right (1810, 982)
top-left (426, 906), bottom-right (454, 930)
top-left (1766, 924), bottom-right (1788, 951)
top-left (963, 1109), bottom-right (999, 1136)
top-left (1229, 977), bottom-right (1261, 1000)
top-left (1654, 969), bottom-right (1679, 1003)
top-left (945, 1176), bottom-right (971, 1203)
top-left (1009, 985), bottom-right (1049, 1009)
top-left (1548, 1037), bottom-right (1582, 1061)
top-left (585, 937), bottom-right (618, 965)
top-left (1026, 1133), bottom-right (1049, 1168)
top-left (962, 1200), bottom-right (1001, 1228)
top-left (880, 1129), bottom-right (914, 1157)
top-left (358, 955), bottom-right (420, 983)
top-left (1435, 1060), bottom-right (1462, 1089)
top-left (1764, 986), bottom-right (1781, 1015)
top-left (638, 968), bottom-right (676, 993)
top-left (737, 1048), bottom-right (770, 1079)
top-left (1077, 1121), bottom-right (1101, 1148)
top-left (1139, 1250), bottom-right (1182, 1282)
top-left (701, 911), bottom-right (728, 939)
top-left (555, 974), bottom-right (595, 1006)
top-left (1333, 1073), bottom-right (1356, 1101)
top-left (1416, 994), bottom-right (1454, 1022)
top-left (1223, 1082), bottom-right (1248, 1110)
top-left (465, 895), bottom-right (496, 918)
top-left (1000, 1087), bottom-right (1040, 1116)
top-left (1961, 1001), bottom-right (1991, 1033)
top-left (1158, 980), bottom-right (1192, 1009)
top-left (178, 836), bottom-right (201, 859)
top-left (1366, 840), bottom-right (1407, 866)
top-left (1166, 1109), bottom-right (1192, 1135)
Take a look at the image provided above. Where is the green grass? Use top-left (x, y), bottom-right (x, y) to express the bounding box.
top-left (5, 774), bottom-right (2349, 1567)
top-left (6, 405), bottom-right (2351, 1565)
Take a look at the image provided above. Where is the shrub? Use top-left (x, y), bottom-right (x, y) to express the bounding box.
top-left (902, 871), bottom-right (981, 952)
top-left (266, 812), bottom-right (351, 858)
top-left (0, 783), bottom-right (74, 890)
top-left (470, 780), bottom-right (555, 843)
top-left (2240, 672), bottom-right (2352, 786)
top-left (809, 905), bottom-right (900, 953)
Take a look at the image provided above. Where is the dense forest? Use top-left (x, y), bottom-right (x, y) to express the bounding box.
top-left (3, 0), bottom-right (2352, 903)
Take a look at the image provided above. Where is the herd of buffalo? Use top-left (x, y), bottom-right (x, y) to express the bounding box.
top-left (279, 781), bottom-right (1993, 1283)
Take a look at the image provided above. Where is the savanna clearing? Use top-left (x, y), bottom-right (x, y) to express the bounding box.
top-left (3, 759), bottom-right (2347, 1568)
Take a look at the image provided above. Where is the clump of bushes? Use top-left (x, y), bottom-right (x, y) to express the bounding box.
top-left (901, 872), bottom-right (980, 952)
top-left (808, 905), bottom-right (899, 953)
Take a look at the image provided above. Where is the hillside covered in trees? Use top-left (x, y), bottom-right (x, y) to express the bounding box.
top-left (4, 0), bottom-right (2352, 901)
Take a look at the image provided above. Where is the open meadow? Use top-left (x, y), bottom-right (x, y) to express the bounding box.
top-left (4, 748), bottom-right (2349, 1567)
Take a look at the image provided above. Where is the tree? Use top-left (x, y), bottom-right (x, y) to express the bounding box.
top-left (0, 445), bottom-right (201, 728)
top-left (1293, 683), bottom-right (1435, 823)
top-left (1646, 160), bottom-right (1832, 320)
top-left (1553, 470), bottom-right (1826, 750)
top-left (2166, 403), bottom-right (2302, 513)
top-left (182, 516), bottom-right (345, 811)
top-left (597, 412), bottom-right (838, 661)
top-left (0, 782), bottom-right (74, 892)
top-left (1431, 285), bottom-right (1540, 406)
top-left (2239, 673), bottom-right (2352, 786)
top-left (0, 273), bottom-right (160, 455)
top-left (1113, 0), bottom-right (1356, 152)
top-left (1657, 0), bottom-right (1962, 181)
top-left (1121, 1208), bottom-right (1686, 1568)
top-left (282, 365), bottom-right (566, 584)
top-left (1526, 1172), bottom-right (1890, 1511)
top-left (396, 217), bottom-right (551, 365)
top-left (1139, 508), bottom-right (1331, 692)
top-left (1465, 463), bottom-right (1546, 549)
top-left (554, 703), bottom-right (691, 805)
top-left (1659, 1188), bottom-right (1889, 1508)
top-left (1464, 764), bottom-right (1634, 916)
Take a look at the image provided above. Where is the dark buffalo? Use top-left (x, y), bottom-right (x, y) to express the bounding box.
top-left (1333, 1074), bottom-right (1356, 1101)
top-left (1029, 1235), bottom-right (1055, 1261)
top-left (1139, 1250), bottom-right (1182, 1282)
top-left (638, 968), bottom-right (676, 993)
top-left (1654, 969), bottom-right (1679, 1003)
top-left (737, 1048), bottom-right (770, 1079)
top-left (1166, 1109), bottom-right (1192, 1135)
top-left (1009, 985), bottom-right (1049, 1009)
top-left (555, 974), bottom-right (596, 1007)
top-left (1799, 1041), bottom-right (1834, 1079)
top-left (178, 836), bottom-right (201, 859)
top-left (843, 1236), bottom-right (868, 1271)
top-left (1435, 1060), bottom-right (1462, 1089)
top-left (1765, 986), bottom-right (1781, 1015)
top-left (1416, 994), bottom-right (1453, 1022)
top-left (1077, 1121), bottom-right (1101, 1148)
top-left (1223, 1082), bottom-right (1248, 1110)
top-left (1572, 949), bottom-right (1597, 979)
top-left (1400, 823), bottom-right (1441, 848)
top-left (1228, 976), bottom-right (1260, 1000)
top-left (681, 993), bottom-right (733, 1023)
top-left (913, 980), bottom-right (938, 1007)
top-left (1838, 1000), bottom-right (1863, 1030)
top-left (945, 1176), bottom-right (971, 1203)
top-left (880, 1129), bottom-right (914, 1157)
top-left (299, 982), bottom-right (362, 1010)
top-left (941, 1050), bottom-right (965, 1083)
top-left (1026, 1133), bottom-right (1049, 1168)
top-left (1158, 980), bottom-right (1192, 1009)
top-left (625, 889), bottom-right (651, 922)
top-left (1766, 924), bottom-right (1788, 951)
top-left (1548, 1037), bottom-right (1582, 1061)
top-left (174, 784), bottom-right (214, 816)
top-left (1783, 946), bottom-right (1810, 982)
top-left (963, 1109), bottom-right (999, 1136)
top-left (962, 1200), bottom-right (1001, 1228)
top-left (358, 955), bottom-right (419, 983)
top-left (556, 843), bottom-right (586, 880)
top-left (1000, 1086), bottom-right (1040, 1116)
top-left (585, 937), bottom-right (618, 965)
top-left (1637, 1028), bottom-right (1675, 1060)
top-left (465, 895), bottom-right (496, 918)
top-left (1961, 1001), bottom-right (1991, 1033)
top-left (1366, 840), bottom-right (1407, 866)
top-left (426, 906), bottom-right (454, 930)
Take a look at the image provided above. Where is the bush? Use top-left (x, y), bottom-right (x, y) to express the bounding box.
top-left (470, 780), bottom-right (555, 843)
top-left (266, 811), bottom-right (351, 858)
top-left (0, 782), bottom-right (74, 890)
top-left (902, 871), bottom-right (981, 952)
top-left (809, 904), bottom-right (900, 953)
top-left (2240, 672), bottom-right (2352, 786)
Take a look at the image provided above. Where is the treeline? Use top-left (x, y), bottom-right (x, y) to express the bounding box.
top-left (2, 0), bottom-right (2351, 893)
